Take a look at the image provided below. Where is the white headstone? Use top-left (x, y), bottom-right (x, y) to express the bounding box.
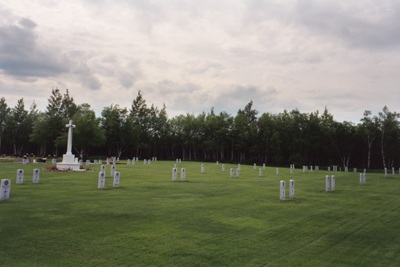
top-left (302, 165), bottom-right (306, 173)
top-left (325, 175), bottom-right (330, 192)
top-left (235, 168), bottom-right (240, 178)
top-left (16, 169), bottom-right (24, 184)
top-left (127, 159), bottom-right (131, 165)
top-left (259, 168), bottom-right (262, 177)
top-left (86, 160), bottom-right (90, 167)
top-left (238, 164), bottom-right (241, 172)
top-left (181, 168), bottom-right (186, 181)
top-left (201, 164), bottom-right (205, 173)
top-left (331, 175), bottom-right (335, 191)
top-left (148, 159), bottom-right (151, 165)
top-left (392, 167), bottom-right (395, 176)
top-left (0, 179), bottom-right (11, 200)
top-left (263, 163), bottom-right (266, 169)
top-left (230, 168), bottom-right (234, 178)
top-left (111, 164), bottom-right (116, 177)
top-left (289, 179), bottom-right (295, 199)
top-left (310, 166), bottom-right (313, 171)
top-left (276, 168), bottom-right (279, 176)
top-left (32, 169), bottom-right (40, 184)
top-left (353, 168), bottom-right (357, 172)
top-left (280, 180), bottom-right (286, 201)
top-left (385, 168), bottom-right (388, 177)
top-left (98, 172), bottom-right (105, 189)
top-left (216, 161), bottom-right (219, 165)
top-left (315, 166), bottom-right (319, 171)
top-left (172, 167), bottom-right (177, 181)
top-left (113, 171), bottom-right (120, 187)
top-left (144, 159), bottom-right (147, 165)
top-left (176, 159), bottom-right (179, 163)
top-left (100, 165), bottom-right (106, 175)
top-left (362, 173), bottom-right (366, 184)
top-left (222, 164), bottom-right (225, 172)
top-left (328, 166), bottom-right (331, 172)
top-left (253, 163), bottom-right (256, 170)
top-left (179, 159), bottom-right (182, 164)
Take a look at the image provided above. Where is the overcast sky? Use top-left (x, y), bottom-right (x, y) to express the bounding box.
top-left (1, 0), bottom-right (399, 122)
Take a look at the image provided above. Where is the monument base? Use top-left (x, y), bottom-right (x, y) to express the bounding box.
top-left (56, 154), bottom-right (81, 171)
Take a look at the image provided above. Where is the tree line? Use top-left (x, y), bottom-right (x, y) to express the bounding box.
top-left (0, 89), bottom-right (399, 169)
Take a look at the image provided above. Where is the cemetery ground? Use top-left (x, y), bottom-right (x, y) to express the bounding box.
top-left (1, 161), bottom-right (400, 267)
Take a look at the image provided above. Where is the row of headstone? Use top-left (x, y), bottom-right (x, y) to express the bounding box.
top-left (15, 169), bottom-right (41, 184)
top-left (325, 175), bottom-right (336, 192)
top-left (98, 171), bottom-right (120, 189)
top-left (280, 180), bottom-right (295, 201)
top-left (176, 159), bottom-right (182, 164)
top-left (171, 167), bottom-right (186, 181)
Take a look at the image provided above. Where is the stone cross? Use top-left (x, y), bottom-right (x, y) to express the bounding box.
top-left (65, 120), bottom-right (75, 155)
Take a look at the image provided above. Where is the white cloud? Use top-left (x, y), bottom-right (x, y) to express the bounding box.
top-left (0, 0), bottom-right (400, 122)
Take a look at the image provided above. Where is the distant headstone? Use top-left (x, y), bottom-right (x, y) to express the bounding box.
top-left (16, 169), bottom-right (24, 184)
top-left (328, 166), bottom-right (331, 172)
top-left (353, 168), bottom-right (357, 172)
top-left (259, 168), bottom-right (262, 177)
top-left (176, 159), bottom-right (179, 164)
top-left (345, 167), bottom-right (348, 172)
top-left (315, 166), bottom-right (319, 171)
top-left (148, 159), bottom-right (151, 165)
top-left (1, 179), bottom-right (11, 200)
top-left (98, 172), bottom-right (105, 189)
top-left (235, 168), bottom-right (240, 178)
top-left (179, 159), bottom-right (182, 164)
top-left (32, 169), bottom-right (40, 184)
top-left (230, 168), bottom-right (234, 178)
top-left (263, 163), bottom-right (266, 169)
top-left (52, 159), bottom-right (57, 164)
top-left (201, 164), bottom-right (205, 173)
top-left (385, 168), bottom-right (388, 177)
top-left (331, 175), bottom-right (335, 191)
top-left (172, 167), bottom-right (177, 181)
top-left (280, 180), bottom-right (285, 201)
top-left (98, 160), bottom-right (102, 164)
top-left (111, 164), bottom-right (116, 177)
top-left (392, 167), bottom-right (395, 176)
top-left (302, 166), bottom-right (306, 173)
top-left (360, 173), bottom-right (366, 185)
top-left (253, 163), bottom-right (256, 171)
top-left (238, 164), bottom-right (241, 172)
top-left (86, 160), bottom-right (90, 167)
top-left (127, 159), bottom-right (131, 165)
top-left (216, 161), bottom-right (219, 165)
top-left (325, 175), bottom-right (330, 192)
top-left (113, 171), bottom-right (120, 187)
top-left (222, 164), bottom-right (225, 172)
top-left (276, 168), bottom-right (279, 176)
top-left (181, 168), bottom-right (186, 181)
top-left (144, 159), bottom-right (147, 165)
top-left (310, 166), bottom-right (313, 171)
top-left (289, 179), bottom-right (295, 199)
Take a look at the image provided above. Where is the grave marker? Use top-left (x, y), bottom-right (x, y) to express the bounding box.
top-left (201, 164), bottom-right (205, 173)
top-left (331, 175), bottom-right (336, 191)
top-left (289, 179), bottom-right (295, 199)
top-left (253, 163), bottom-right (256, 171)
top-left (259, 168), bottom-right (263, 177)
top-left (172, 167), bottom-right (177, 181)
top-left (98, 172), bottom-right (105, 189)
top-left (32, 169), bottom-right (40, 184)
top-left (113, 171), bottom-right (120, 187)
top-left (235, 168), bottom-right (240, 178)
top-left (111, 164), bottom-right (116, 177)
top-left (280, 180), bottom-right (285, 201)
top-left (230, 168), bottom-right (234, 178)
top-left (1, 179), bottom-right (11, 200)
top-left (16, 169), bottom-right (24, 184)
top-left (276, 168), bottom-right (279, 176)
top-left (181, 168), bottom-right (186, 181)
top-left (222, 164), bottom-right (225, 172)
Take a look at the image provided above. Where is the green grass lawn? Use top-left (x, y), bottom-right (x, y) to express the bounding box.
top-left (1, 160), bottom-right (400, 267)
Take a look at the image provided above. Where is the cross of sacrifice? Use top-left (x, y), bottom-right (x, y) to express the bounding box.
top-left (65, 120), bottom-right (75, 155)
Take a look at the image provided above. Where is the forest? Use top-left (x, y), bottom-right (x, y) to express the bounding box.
top-left (0, 88), bottom-right (399, 170)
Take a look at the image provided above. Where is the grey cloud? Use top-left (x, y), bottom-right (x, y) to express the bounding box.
top-left (294, 0), bottom-right (400, 50)
top-left (0, 17), bottom-right (71, 79)
top-left (18, 18), bottom-right (37, 29)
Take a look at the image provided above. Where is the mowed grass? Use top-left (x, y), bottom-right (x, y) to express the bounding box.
top-left (1, 160), bottom-right (400, 267)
